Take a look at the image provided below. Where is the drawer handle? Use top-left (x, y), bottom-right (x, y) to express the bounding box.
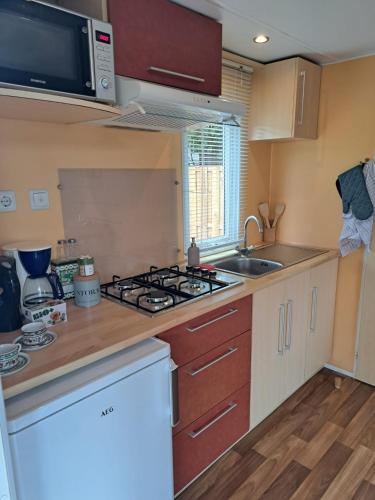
top-left (188, 402), bottom-right (238, 439)
top-left (186, 308), bottom-right (238, 333)
top-left (188, 347), bottom-right (238, 376)
top-left (148, 66), bottom-right (205, 83)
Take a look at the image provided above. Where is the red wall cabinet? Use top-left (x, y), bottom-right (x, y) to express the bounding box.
top-left (107, 0), bottom-right (222, 96)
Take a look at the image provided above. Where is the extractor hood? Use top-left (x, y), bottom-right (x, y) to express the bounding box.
top-left (93, 76), bottom-right (246, 132)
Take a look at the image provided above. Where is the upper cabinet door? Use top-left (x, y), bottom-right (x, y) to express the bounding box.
top-left (249, 57), bottom-right (321, 141)
top-left (293, 58), bottom-right (321, 139)
top-left (107, 0), bottom-right (222, 96)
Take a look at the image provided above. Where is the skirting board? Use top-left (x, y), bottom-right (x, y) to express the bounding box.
top-left (324, 363), bottom-right (354, 378)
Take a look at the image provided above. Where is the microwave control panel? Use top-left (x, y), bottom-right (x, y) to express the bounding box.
top-left (91, 19), bottom-right (116, 104)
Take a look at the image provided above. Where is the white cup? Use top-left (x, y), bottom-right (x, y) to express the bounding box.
top-left (21, 322), bottom-right (47, 346)
top-left (0, 344), bottom-right (21, 371)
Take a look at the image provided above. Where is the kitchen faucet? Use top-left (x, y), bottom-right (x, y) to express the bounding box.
top-left (238, 215), bottom-right (264, 255)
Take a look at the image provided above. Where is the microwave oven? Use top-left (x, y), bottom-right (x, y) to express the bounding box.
top-left (0, 0), bottom-right (116, 103)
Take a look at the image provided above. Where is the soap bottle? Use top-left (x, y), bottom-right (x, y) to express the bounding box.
top-left (187, 237), bottom-right (200, 266)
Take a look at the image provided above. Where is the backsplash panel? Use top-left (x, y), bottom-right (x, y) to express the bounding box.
top-left (59, 168), bottom-right (178, 281)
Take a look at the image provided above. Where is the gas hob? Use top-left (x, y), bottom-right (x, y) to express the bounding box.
top-left (101, 265), bottom-right (241, 315)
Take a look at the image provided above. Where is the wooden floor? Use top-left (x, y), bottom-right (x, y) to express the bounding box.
top-left (179, 369), bottom-right (375, 500)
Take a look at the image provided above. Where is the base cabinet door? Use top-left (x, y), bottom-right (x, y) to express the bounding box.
top-left (305, 258), bottom-right (338, 379)
top-left (251, 280), bottom-right (286, 429)
top-left (283, 272), bottom-right (308, 401)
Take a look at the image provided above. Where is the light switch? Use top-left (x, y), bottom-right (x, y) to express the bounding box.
top-left (0, 191), bottom-right (16, 212)
top-left (29, 190), bottom-right (49, 210)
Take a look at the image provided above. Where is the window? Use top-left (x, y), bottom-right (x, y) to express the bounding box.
top-left (183, 61), bottom-right (252, 253)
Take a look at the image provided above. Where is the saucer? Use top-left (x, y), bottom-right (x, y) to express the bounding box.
top-left (14, 331), bottom-right (57, 352)
top-left (0, 353), bottom-right (30, 377)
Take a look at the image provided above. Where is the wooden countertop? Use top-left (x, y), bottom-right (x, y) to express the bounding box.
top-left (1, 250), bottom-right (338, 400)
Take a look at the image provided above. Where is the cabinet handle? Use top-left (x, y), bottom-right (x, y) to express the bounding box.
top-left (278, 304), bottom-right (286, 355)
top-left (297, 70), bottom-right (306, 125)
top-left (186, 308), bottom-right (238, 333)
top-left (310, 287), bottom-right (318, 333)
top-left (188, 402), bottom-right (237, 439)
top-left (170, 359), bottom-right (180, 427)
top-left (148, 66), bottom-right (205, 83)
top-left (285, 300), bottom-right (293, 349)
top-left (188, 347), bottom-right (238, 376)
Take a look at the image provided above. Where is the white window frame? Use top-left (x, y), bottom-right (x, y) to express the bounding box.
top-left (182, 123), bottom-right (241, 254)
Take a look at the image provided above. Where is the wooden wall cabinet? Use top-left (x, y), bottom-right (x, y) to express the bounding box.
top-left (249, 57), bottom-right (321, 141)
top-left (250, 258), bottom-right (338, 429)
top-left (107, 0), bottom-right (222, 96)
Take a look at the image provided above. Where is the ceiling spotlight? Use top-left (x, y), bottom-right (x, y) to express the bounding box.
top-left (253, 35), bottom-right (270, 44)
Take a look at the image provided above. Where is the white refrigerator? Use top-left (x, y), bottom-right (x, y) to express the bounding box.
top-left (1, 337), bottom-right (174, 500)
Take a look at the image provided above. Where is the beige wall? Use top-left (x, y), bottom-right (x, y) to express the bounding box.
top-left (0, 120), bottom-right (182, 252)
top-left (269, 55), bottom-right (375, 371)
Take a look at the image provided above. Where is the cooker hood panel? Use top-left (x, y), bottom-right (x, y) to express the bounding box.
top-left (93, 76), bottom-right (245, 132)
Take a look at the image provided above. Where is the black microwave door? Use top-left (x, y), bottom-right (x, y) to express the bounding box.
top-left (0, 0), bottom-right (95, 98)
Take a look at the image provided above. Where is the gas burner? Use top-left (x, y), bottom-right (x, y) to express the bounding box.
top-left (115, 279), bottom-right (137, 291)
top-left (146, 290), bottom-right (169, 304)
top-left (187, 279), bottom-right (203, 290)
top-left (180, 279), bottom-right (210, 294)
top-left (154, 269), bottom-right (177, 283)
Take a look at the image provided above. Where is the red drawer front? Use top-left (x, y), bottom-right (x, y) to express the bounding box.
top-left (158, 295), bottom-right (252, 366)
top-left (108, 0), bottom-right (222, 96)
top-left (173, 384), bottom-right (250, 493)
top-left (174, 331), bottom-right (250, 434)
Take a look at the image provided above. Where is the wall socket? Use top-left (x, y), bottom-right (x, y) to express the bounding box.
top-left (0, 191), bottom-right (16, 212)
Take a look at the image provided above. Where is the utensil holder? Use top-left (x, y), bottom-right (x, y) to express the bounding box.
top-left (263, 227), bottom-right (276, 243)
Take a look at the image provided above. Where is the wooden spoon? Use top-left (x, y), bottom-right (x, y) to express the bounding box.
top-left (258, 202), bottom-right (271, 229)
top-left (272, 203), bottom-right (286, 228)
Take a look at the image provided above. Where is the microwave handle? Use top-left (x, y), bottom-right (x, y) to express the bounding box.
top-left (86, 20), bottom-right (96, 91)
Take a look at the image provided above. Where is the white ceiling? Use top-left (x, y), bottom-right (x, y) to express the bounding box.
top-left (173, 0), bottom-right (375, 64)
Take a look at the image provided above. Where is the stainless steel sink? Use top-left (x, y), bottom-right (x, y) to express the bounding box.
top-left (213, 243), bottom-right (328, 279)
top-left (214, 256), bottom-right (284, 277)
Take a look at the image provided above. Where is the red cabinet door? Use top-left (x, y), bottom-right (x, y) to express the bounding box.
top-left (173, 384), bottom-right (250, 494)
top-left (174, 331), bottom-right (251, 433)
top-left (158, 295), bottom-right (252, 366)
top-left (108, 0), bottom-right (222, 96)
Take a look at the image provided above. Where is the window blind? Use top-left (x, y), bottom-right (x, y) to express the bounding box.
top-left (183, 60), bottom-right (252, 252)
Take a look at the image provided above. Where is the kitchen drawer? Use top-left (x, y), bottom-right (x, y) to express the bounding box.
top-left (174, 331), bottom-right (250, 433)
top-left (158, 295), bottom-right (252, 366)
top-left (173, 384), bottom-right (250, 493)
top-left (107, 0), bottom-right (222, 96)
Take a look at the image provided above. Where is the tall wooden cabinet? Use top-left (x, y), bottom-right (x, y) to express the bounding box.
top-left (251, 258), bottom-right (338, 429)
top-left (249, 57), bottom-right (321, 141)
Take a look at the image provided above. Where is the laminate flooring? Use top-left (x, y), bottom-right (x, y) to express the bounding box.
top-left (179, 369), bottom-right (375, 500)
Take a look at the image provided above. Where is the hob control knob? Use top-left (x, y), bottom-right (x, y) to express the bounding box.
top-left (100, 77), bottom-right (110, 89)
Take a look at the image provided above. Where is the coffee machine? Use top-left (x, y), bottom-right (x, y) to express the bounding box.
top-left (2, 241), bottom-right (64, 310)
